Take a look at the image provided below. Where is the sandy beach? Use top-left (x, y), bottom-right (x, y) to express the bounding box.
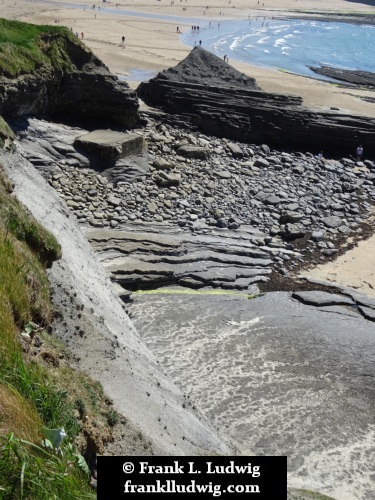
top-left (3, 0), bottom-right (375, 115)
top-left (3, 0), bottom-right (375, 294)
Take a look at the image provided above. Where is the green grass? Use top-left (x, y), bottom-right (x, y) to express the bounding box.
top-left (0, 166), bottom-right (98, 497)
top-left (0, 18), bottom-right (82, 78)
top-left (0, 116), bottom-right (15, 150)
top-left (0, 434), bottom-right (94, 499)
top-left (0, 166), bottom-right (61, 267)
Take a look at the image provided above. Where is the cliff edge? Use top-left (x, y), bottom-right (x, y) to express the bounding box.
top-left (0, 18), bottom-right (140, 129)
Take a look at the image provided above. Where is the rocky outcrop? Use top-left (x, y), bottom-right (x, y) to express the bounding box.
top-left (84, 223), bottom-right (276, 291)
top-left (310, 65), bottom-right (375, 88)
top-left (0, 30), bottom-right (140, 128)
top-left (138, 47), bottom-right (375, 158)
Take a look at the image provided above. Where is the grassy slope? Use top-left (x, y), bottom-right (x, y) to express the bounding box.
top-left (0, 165), bottom-right (117, 499)
top-left (0, 18), bottom-right (81, 78)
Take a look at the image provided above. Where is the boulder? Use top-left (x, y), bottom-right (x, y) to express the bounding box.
top-left (74, 130), bottom-right (145, 162)
top-left (227, 143), bottom-right (244, 158)
top-left (152, 171), bottom-right (181, 187)
top-left (176, 145), bottom-right (210, 159)
top-left (280, 223), bottom-right (306, 240)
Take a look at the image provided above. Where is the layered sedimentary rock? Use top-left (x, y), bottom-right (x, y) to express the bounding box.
top-left (138, 47), bottom-right (375, 158)
top-left (0, 31), bottom-right (140, 128)
top-left (310, 65), bottom-right (375, 88)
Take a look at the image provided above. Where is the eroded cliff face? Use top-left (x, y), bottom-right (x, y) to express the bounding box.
top-left (0, 149), bottom-right (232, 457)
top-left (0, 31), bottom-right (140, 129)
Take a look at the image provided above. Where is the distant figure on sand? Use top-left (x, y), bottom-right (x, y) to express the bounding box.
top-left (122, 35), bottom-right (125, 43)
top-left (199, 40), bottom-right (202, 45)
top-left (356, 145), bottom-right (363, 162)
top-left (81, 32), bottom-right (84, 39)
top-left (223, 55), bottom-right (228, 63)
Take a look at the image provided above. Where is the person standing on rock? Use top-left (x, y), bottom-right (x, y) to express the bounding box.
top-left (356, 145), bottom-right (363, 162)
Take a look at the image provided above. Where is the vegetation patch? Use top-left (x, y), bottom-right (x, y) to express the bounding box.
top-left (0, 165), bottom-right (62, 266)
top-left (0, 18), bottom-right (82, 78)
top-left (0, 116), bottom-right (15, 150)
top-left (0, 433), bottom-right (93, 499)
top-left (0, 164), bottom-right (115, 498)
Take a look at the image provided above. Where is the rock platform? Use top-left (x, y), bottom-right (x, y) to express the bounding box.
top-left (129, 290), bottom-right (375, 500)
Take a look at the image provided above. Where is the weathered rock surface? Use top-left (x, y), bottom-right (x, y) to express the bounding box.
top-left (310, 65), bottom-right (375, 88)
top-left (0, 31), bottom-right (140, 129)
top-left (130, 291), bottom-right (375, 500)
top-left (74, 130), bottom-right (145, 162)
top-left (292, 290), bottom-right (355, 307)
top-left (138, 47), bottom-right (375, 158)
top-left (83, 223), bottom-right (275, 291)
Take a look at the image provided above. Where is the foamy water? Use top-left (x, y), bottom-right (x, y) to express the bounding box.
top-left (181, 19), bottom-right (375, 81)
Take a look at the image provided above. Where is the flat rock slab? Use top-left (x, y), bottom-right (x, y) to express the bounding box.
top-left (74, 130), bottom-right (145, 162)
top-left (84, 224), bottom-right (275, 289)
top-left (129, 291), bottom-right (375, 500)
top-left (292, 291), bottom-right (354, 307)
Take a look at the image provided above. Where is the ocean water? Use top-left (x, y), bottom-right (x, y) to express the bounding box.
top-left (181, 19), bottom-right (375, 80)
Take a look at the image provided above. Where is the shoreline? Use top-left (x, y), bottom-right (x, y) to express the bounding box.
top-left (5, 3), bottom-right (375, 83)
top-left (178, 15), bottom-right (375, 89)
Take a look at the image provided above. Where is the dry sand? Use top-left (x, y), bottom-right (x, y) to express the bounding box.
top-left (3, 0), bottom-right (375, 294)
top-left (304, 222), bottom-right (375, 297)
top-left (4, 0), bottom-right (375, 115)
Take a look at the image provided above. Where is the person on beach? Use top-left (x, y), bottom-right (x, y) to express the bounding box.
top-left (356, 145), bottom-right (363, 162)
top-left (122, 35), bottom-right (125, 43)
